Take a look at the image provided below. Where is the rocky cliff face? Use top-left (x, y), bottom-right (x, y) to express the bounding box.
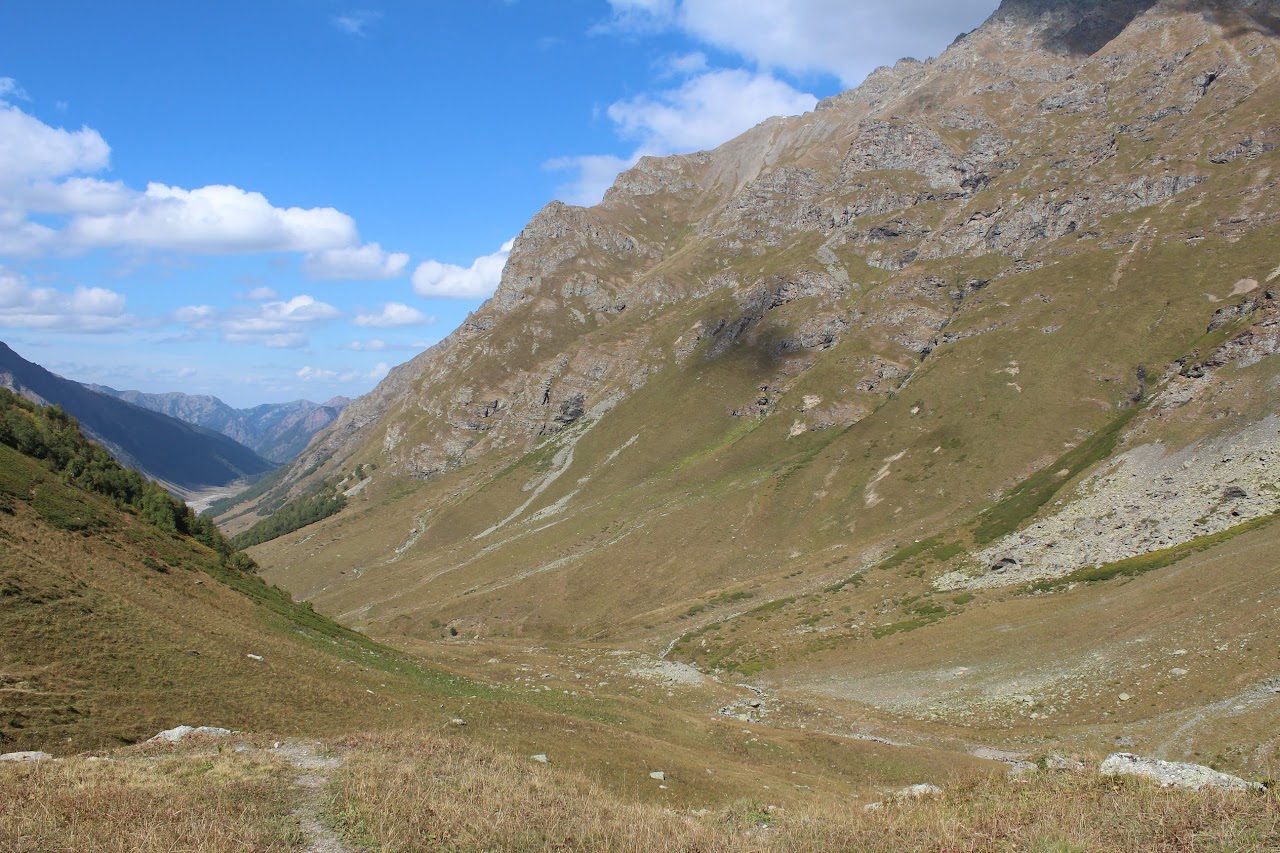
top-left (249, 0), bottom-right (1279, 650)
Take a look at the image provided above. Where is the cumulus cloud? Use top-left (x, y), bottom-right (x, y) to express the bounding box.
top-left (173, 294), bottom-right (342, 350)
top-left (608, 68), bottom-right (816, 153)
top-left (64, 183), bottom-right (357, 254)
top-left (344, 338), bottom-right (430, 352)
top-left (0, 265), bottom-right (135, 333)
top-left (0, 89), bottom-right (397, 262)
top-left (353, 302), bottom-right (433, 328)
top-left (0, 102), bottom-right (109, 186)
top-left (412, 239), bottom-right (515, 300)
top-left (297, 362), bottom-right (389, 383)
top-left (344, 339), bottom-right (387, 351)
top-left (303, 242), bottom-right (409, 281)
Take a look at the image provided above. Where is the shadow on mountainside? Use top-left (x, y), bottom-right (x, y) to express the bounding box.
top-left (1198, 2), bottom-right (1280, 39)
top-left (997, 0), bottom-right (1280, 56)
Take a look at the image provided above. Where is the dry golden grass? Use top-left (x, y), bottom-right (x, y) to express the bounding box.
top-left (332, 729), bottom-right (1280, 853)
top-left (0, 748), bottom-right (301, 852)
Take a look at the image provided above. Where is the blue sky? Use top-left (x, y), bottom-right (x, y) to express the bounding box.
top-left (0, 0), bottom-right (997, 408)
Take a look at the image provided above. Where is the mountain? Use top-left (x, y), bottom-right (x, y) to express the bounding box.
top-left (235, 0), bottom-right (1280, 777)
top-left (86, 385), bottom-right (350, 463)
top-left (0, 341), bottom-right (275, 492)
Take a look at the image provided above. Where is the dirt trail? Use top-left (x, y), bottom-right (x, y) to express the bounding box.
top-left (1155, 676), bottom-right (1280, 758)
top-left (273, 740), bottom-right (356, 853)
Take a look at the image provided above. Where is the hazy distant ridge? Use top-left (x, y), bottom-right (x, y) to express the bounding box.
top-left (87, 386), bottom-right (350, 463)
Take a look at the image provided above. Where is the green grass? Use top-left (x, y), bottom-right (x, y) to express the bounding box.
top-left (973, 405), bottom-right (1142, 545)
top-left (31, 482), bottom-right (110, 532)
top-left (877, 537), bottom-right (966, 571)
top-left (204, 465), bottom-right (288, 517)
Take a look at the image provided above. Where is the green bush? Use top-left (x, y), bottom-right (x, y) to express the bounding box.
top-left (230, 489), bottom-right (347, 549)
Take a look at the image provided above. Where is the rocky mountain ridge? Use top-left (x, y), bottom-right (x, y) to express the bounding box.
top-left (283, 0), bottom-right (1276, 495)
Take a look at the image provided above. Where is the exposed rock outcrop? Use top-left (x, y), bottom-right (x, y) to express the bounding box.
top-left (1100, 752), bottom-right (1264, 791)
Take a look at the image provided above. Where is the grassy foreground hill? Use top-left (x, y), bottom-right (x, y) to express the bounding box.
top-left (0, 387), bottom-right (445, 752)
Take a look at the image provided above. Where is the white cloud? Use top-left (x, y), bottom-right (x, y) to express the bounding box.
top-left (0, 265), bottom-right (135, 333)
top-left (659, 52), bottom-right (709, 78)
top-left (0, 79), bottom-right (29, 102)
top-left (303, 242), bottom-right (409, 281)
top-left (64, 183), bottom-right (357, 254)
top-left (353, 302), bottom-right (433, 328)
top-left (23, 176), bottom-right (133, 216)
top-left (344, 339), bottom-right (387, 351)
top-left (297, 361), bottom-right (389, 383)
top-left (0, 102), bottom-right (110, 186)
top-left (245, 286), bottom-right (278, 301)
top-left (412, 239), bottom-right (515, 299)
top-left (175, 294), bottom-right (341, 350)
top-left (608, 68), bottom-right (816, 153)
top-left (0, 93), bottom-right (385, 261)
top-left (333, 10), bottom-right (382, 36)
top-left (172, 304), bottom-right (215, 324)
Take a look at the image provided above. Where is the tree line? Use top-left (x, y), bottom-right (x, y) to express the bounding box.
top-left (0, 387), bottom-right (256, 572)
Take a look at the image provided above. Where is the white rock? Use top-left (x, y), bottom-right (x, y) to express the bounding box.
top-left (1100, 753), bottom-right (1262, 791)
top-left (0, 751), bottom-right (52, 762)
top-left (246, 653), bottom-right (264, 661)
top-left (449, 718), bottom-right (467, 726)
top-left (531, 753), bottom-right (549, 764)
top-left (147, 725), bottom-right (233, 744)
top-left (1169, 668), bottom-right (1188, 677)
top-left (1118, 693), bottom-right (1131, 701)
top-left (894, 783), bottom-right (943, 799)
top-left (1044, 754), bottom-right (1086, 772)
top-left (650, 770), bottom-right (666, 781)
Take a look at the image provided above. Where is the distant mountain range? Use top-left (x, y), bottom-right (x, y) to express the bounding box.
top-left (0, 340), bottom-right (275, 492)
top-left (85, 386), bottom-right (350, 464)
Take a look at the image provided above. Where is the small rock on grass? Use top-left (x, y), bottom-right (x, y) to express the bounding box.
top-left (0, 751), bottom-right (52, 762)
top-left (147, 725), bottom-right (234, 744)
top-left (531, 753), bottom-right (549, 764)
top-left (1044, 754), bottom-right (1086, 772)
top-left (650, 770), bottom-right (666, 781)
top-left (895, 783), bottom-right (943, 799)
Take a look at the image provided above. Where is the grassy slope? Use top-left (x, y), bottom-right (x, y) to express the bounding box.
top-left (2, 437), bottom-right (1002, 809)
top-left (4, 729), bottom-right (1276, 853)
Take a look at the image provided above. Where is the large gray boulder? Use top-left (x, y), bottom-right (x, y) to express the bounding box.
top-left (1100, 752), bottom-right (1263, 792)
